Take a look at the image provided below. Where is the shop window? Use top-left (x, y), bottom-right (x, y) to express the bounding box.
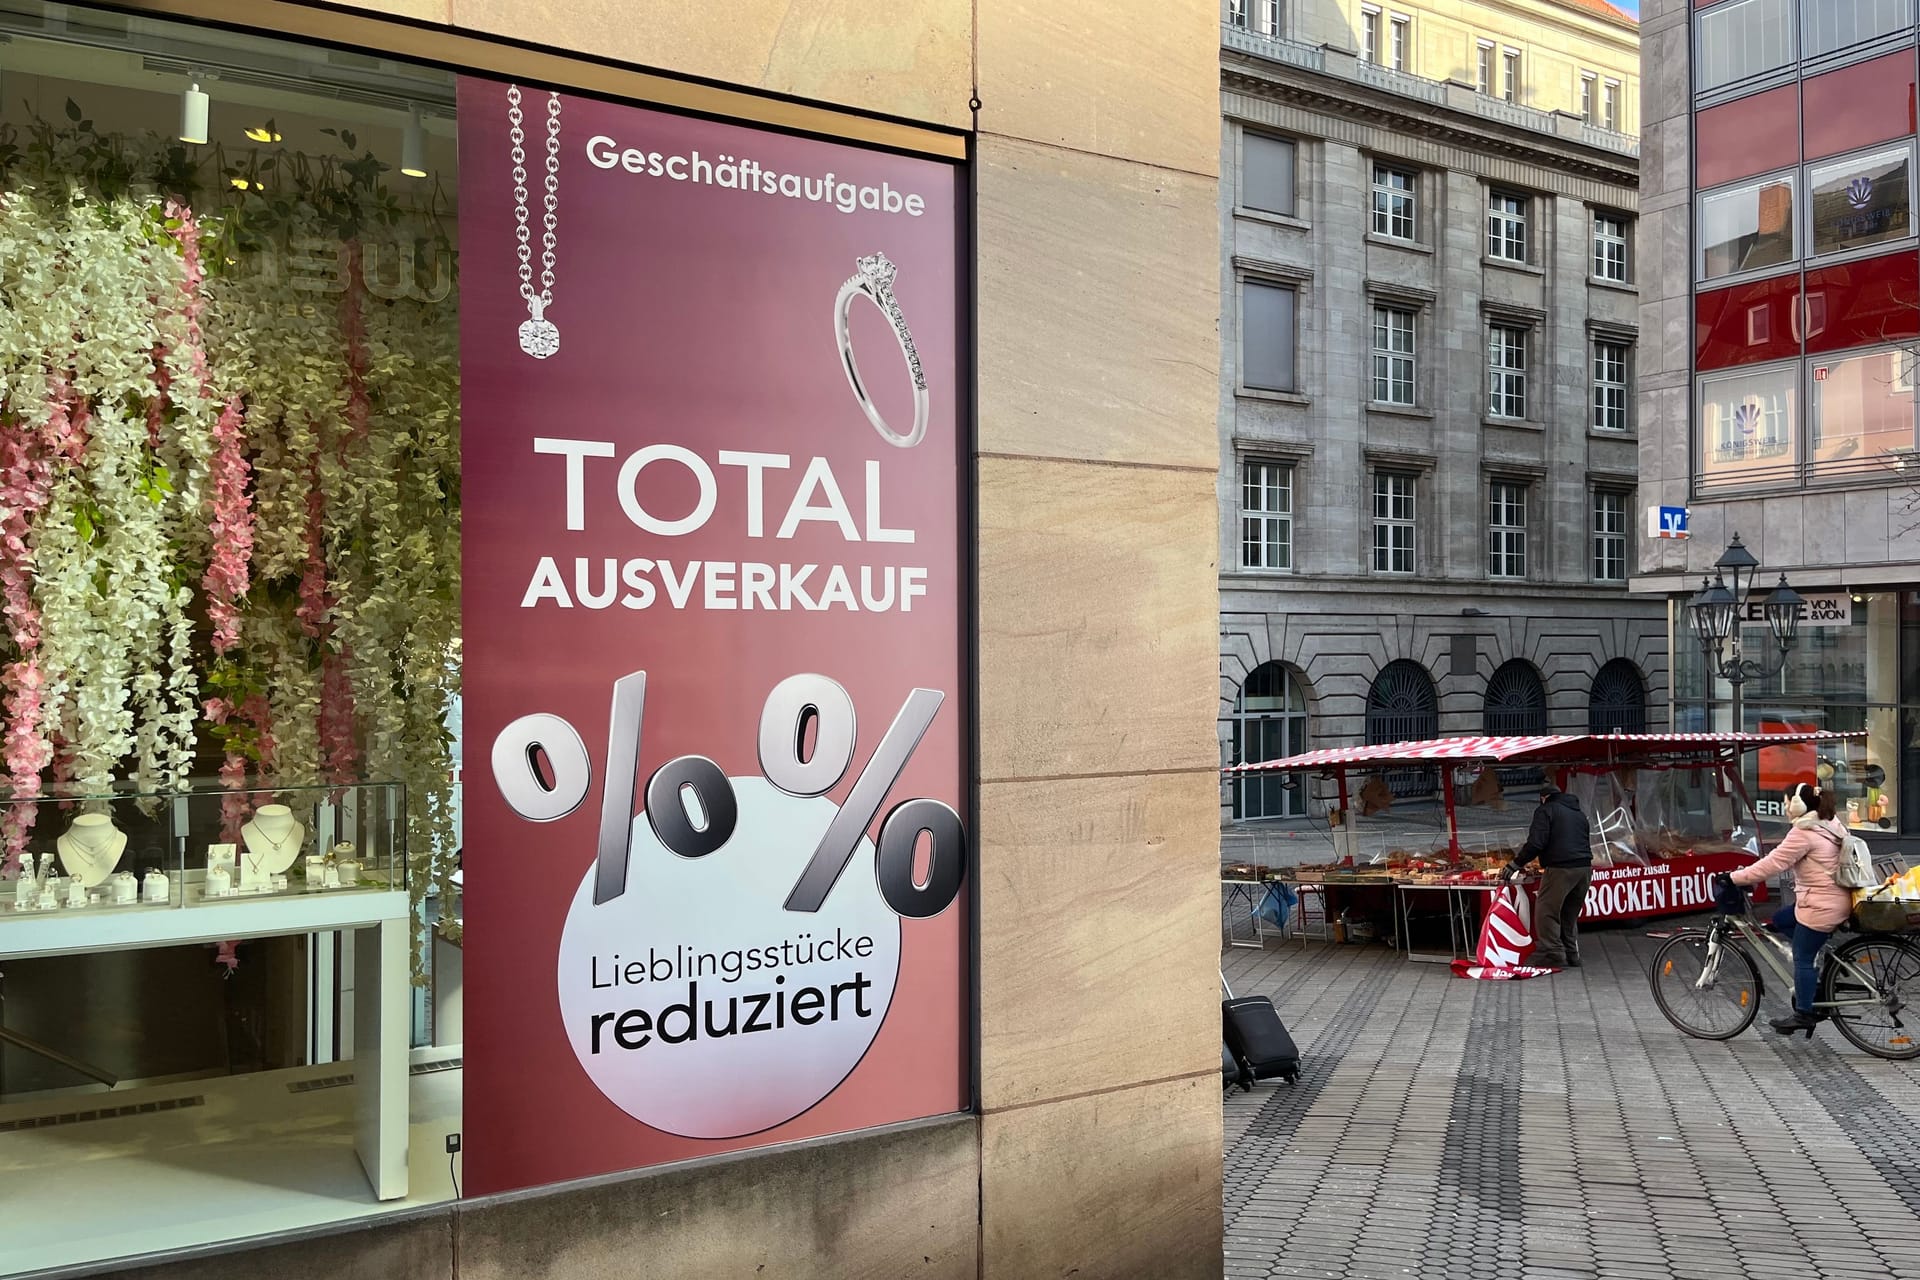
top-left (1371, 471), bottom-right (1416, 573)
top-left (1807, 144), bottom-right (1914, 259)
top-left (1695, 0), bottom-right (1795, 94)
top-left (1695, 85), bottom-right (1801, 190)
top-left (1696, 363), bottom-right (1798, 489)
top-left (1231, 663), bottom-right (1309, 820)
top-left (1592, 492), bottom-right (1630, 583)
top-left (1241, 131), bottom-right (1297, 217)
top-left (1810, 346), bottom-right (1919, 479)
top-left (1488, 323), bottom-right (1528, 419)
top-left (1700, 173), bottom-right (1797, 280)
top-left (1372, 164), bottom-right (1417, 240)
top-left (1371, 304), bottom-right (1417, 404)
top-left (1487, 191), bottom-right (1529, 262)
top-left (1366, 660), bottom-right (1438, 797)
top-left (1802, 0), bottom-right (1915, 61)
top-left (1487, 481), bottom-right (1527, 579)
top-left (1589, 660), bottom-right (1647, 734)
top-left (1241, 460), bottom-right (1294, 570)
top-left (1242, 279), bottom-right (1298, 392)
top-left (1803, 51), bottom-right (1917, 162)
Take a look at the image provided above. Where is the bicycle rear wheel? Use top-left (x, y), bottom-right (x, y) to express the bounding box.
top-left (1651, 931), bottom-right (1760, 1040)
top-left (1822, 935), bottom-right (1920, 1061)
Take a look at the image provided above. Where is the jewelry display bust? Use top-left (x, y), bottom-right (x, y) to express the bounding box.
top-left (240, 805), bottom-right (304, 882)
top-left (57, 814), bottom-right (127, 888)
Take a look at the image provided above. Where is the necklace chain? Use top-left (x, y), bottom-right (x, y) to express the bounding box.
top-left (508, 85), bottom-right (561, 309)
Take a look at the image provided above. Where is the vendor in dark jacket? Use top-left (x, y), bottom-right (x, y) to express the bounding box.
top-left (1507, 785), bottom-right (1593, 969)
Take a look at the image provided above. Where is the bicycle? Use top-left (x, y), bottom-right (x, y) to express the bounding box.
top-left (1649, 877), bottom-right (1920, 1060)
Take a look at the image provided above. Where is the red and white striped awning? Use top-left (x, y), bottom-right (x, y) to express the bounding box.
top-left (1225, 730), bottom-right (1865, 774)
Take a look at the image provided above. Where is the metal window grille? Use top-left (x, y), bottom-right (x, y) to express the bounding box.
top-left (1366, 660), bottom-right (1439, 797)
top-left (1589, 659), bottom-right (1647, 735)
top-left (1484, 661), bottom-right (1547, 785)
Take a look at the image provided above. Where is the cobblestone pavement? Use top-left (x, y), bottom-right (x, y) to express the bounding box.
top-left (1223, 921), bottom-right (1920, 1280)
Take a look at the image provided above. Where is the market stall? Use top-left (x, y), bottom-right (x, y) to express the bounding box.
top-left (1223, 730), bottom-right (1866, 961)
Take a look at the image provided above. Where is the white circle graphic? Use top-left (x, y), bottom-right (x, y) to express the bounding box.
top-left (557, 776), bottom-right (901, 1138)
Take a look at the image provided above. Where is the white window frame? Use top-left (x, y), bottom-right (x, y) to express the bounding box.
top-left (1241, 460), bottom-right (1294, 572)
top-left (1371, 305), bottom-right (1417, 406)
top-left (1372, 472), bottom-right (1416, 575)
top-left (1488, 324), bottom-right (1528, 420)
top-left (1580, 72), bottom-right (1596, 123)
top-left (1602, 78), bottom-right (1621, 132)
top-left (1488, 481), bottom-right (1527, 579)
top-left (1371, 164), bottom-right (1416, 240)
top-left (1487, 191), bottom-right (1529, 262)
top-left (1593, 212), bottom-right (1629, 281)
top-left (1254, 0), bottom-right (1281, 36)
top-left (1390, 13), bottom-right (1410, 72)
top-left (1502, 47), bottom-right (1521, 103)
top-left (1593, 339), bottom-right (1631, 433)
top-left (1362, 5), bottom-right (1382, 63)
top-left (1228, 0), bottom-right (1248, 28)
top-left (1476, 40), bottom-right (1494, 95)
top-left (1592, 490), bottom-right (1628, 583)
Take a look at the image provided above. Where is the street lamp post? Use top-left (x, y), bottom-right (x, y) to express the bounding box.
top-left (1686, 533), bottom-right (1804, 732)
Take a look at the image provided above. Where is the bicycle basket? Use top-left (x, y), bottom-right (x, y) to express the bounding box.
top-left (1852, 898), bottom-right (1920, 933)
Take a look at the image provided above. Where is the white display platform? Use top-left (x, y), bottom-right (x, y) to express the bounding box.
top-left (0, 883), bottom-right (413, 1202)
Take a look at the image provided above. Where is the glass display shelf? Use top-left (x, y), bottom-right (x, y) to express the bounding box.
top-left (0, 778), bottom-right (405, 922)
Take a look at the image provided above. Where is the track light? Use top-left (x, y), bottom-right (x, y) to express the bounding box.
top-left (401, 105), bottom-right (426, 178)
top-left (180, 80), bottom-right (208, 145)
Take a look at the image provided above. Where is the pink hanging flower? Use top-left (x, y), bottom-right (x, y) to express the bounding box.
top-left (203, 397), bottom-right (253, 654)
top-left (213, 940), bottom-right (240, 975)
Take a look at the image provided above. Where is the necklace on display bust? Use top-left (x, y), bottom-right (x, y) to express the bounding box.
top-left (56, 814), bottom-right (127, 889)
top-left (240, 804), bottom-right (305, 877)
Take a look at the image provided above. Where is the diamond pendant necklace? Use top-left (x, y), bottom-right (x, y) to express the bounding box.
top-left (510, 84), bottom-right (562, 359)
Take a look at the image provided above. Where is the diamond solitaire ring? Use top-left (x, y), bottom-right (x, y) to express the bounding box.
top-left (834, 252), bottom-right (929, 449)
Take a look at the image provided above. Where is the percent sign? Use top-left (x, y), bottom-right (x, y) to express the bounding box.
top-left (489, 672), bottom-right (966, 919)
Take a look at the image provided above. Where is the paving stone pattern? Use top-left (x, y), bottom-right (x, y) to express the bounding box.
top-left (1223, 921), bottom-right (1920, 1280)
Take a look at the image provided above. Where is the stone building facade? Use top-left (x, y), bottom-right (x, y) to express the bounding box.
top-left (1219, 0), bottom-right (1668, 863)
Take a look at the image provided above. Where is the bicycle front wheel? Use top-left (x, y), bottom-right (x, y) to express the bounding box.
top-left (1822, 935), bottom-right (1920, 1061)
top-left (1651, 931), bottom-right (1760, 1040)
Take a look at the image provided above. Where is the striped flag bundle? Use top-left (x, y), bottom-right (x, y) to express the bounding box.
top-left (1451, 880), bottom-right (1557, 981)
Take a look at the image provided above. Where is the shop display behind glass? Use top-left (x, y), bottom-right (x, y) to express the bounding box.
top-left (1, 779), bottom-right (404, 918)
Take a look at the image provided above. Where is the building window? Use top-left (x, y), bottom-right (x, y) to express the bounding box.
top-left (1581, 73), bottom-right (1596, 122)
top-left (1593, 491), bottom-right (1628, 583)
top-left (1231, 663), bottom-right (1310, 820)
top-left (1366, 660), bottom-right (1439, 797)
top-left (1390, 13), bottom-right (1410, 72)
top-left (1589, 659), bottom-right (1647, 734)
top-left (1254, 0), bottom-right (1281, 36)
top-left (1802, 0), bottom-right (1911, 61)
top-left (1593, 340), bottom-right (1630, 432)
top-left (1242, 281), bottom-right (1297, 393)
top-left (1241, 132), bottom-right (1296, 217)
top-left (1488, 324), bottom-right (1528, 419)
top-left (1807, 144), bottom-right (1914, 259)
top-left (1477, 41), bottom-right (1494, 95)
top-left (1593, 212), bottom-right (1629, 280)
top-left (1241, 460), bottom-right (1293, 571)
top-left (1228, 0), bottom-right (1247, 27)
top-left (1811, 345), bottom-right (1920, 479)
top-left (1372, 472), bottom-right (1415, 574)
top-left (1484, 660), bottom-right (1547, 739)
top-left (1699, 174), bottom-right (1796, 280)
top-left (1502, 48), bottom-right (1521, 103)
top-left (1372, 165), bottom-right (1416, 240)
top-left (1487, 191), bottom-right (1528, 261)
top-left (1602, 79), bottom-right (1621, 131)
top-left (1362, 6), bottom-right (1381, 63)
top-left (1371, 305), bottom-right (1416, 405)
top-left (1696, 0), bottom-right (1794, 94)
top-left (1697, 363), bottom-right (1798, 488)
top-left (1488, 481), bottom-right (1527, 578)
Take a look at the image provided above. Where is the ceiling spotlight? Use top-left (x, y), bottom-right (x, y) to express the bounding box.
top-left (400, 105), bottom-right (427, 178)
top-left (243, 125), bottom-right (281, 143)
top-left (180, 80), bottom-right (209, 145)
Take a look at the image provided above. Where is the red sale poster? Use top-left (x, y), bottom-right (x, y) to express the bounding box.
top-left (457, 77), bottom-right (969, 1195)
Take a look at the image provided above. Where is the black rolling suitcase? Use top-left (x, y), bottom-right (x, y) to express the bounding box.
top-left (1222, 973), bottom-right (1300, 1086)
top-left (1222, 1040), bottom-right (1251, 1092)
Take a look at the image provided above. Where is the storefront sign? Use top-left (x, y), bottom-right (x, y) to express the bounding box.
top-left (1579, 853), bottom-right (1752, 921)
top-left (1647, 504), bottom-right (1689, 539)
top-left (457, 79), bottom-right (966, 1196)
top-left (1739, 591), bottom-right (1851, 628)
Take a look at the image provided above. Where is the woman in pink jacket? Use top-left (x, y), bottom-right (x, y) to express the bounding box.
top-left (1724, 782), bottom-right (1852, 1036)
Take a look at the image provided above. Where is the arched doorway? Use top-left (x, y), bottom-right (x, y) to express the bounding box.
top-left (1231, 662), bottom-right (1310, 820)
top-left (1485, 659), bottom-right (1549, 785)
top-left (1366, 660), bottom-right (1439, 796)
top-left (1589, 659), bottom-right (1648, 735)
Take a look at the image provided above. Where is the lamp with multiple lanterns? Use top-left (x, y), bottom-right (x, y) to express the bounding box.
top-left (1686, 532), bottom-right (1804, 731)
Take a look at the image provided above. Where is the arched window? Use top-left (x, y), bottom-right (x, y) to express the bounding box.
top-left (1231, 662), bottom-right (1310, 820)
top-left (1485, 660), bottom-right (1549, 785)
top-left (1366, 660), bottom-right (1439, 796)
top-left (1589, 659), bottom-right (1648, 735)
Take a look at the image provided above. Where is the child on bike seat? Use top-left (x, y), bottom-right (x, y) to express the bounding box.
top-left (1722, 781), bottom-right (1851, 1037)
